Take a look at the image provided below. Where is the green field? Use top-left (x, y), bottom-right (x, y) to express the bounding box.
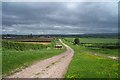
top-left (2, 39), bottom-right (65, 77)
top-left (65, 38), bottom-right (118, 43)
top-left (63, 38), bottom-right (119, 78)
top-left (86, 48), bottom-right (118, 56)
top-left (2, 37), bottom-right (119, 78)
top-left (64, 38), bottom-right (119, 56)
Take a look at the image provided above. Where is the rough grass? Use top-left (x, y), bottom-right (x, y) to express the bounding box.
top-left (63, 40), bottom-right (119, 78)
top-left (64, 38), bottom-right (119, 56)
top-left (2, 39), bottom-right (65, 77)
top-left (87, 48), bottom-right (118, 56)
top-left (2, 40), bottom-right (53, 51)
top-left (65, 38), bottom-right (118, 43)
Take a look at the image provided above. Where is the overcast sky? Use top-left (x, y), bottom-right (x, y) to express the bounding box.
top-left (2, 2), bottom-right (118, 34)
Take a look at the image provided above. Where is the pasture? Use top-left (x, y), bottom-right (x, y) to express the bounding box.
top-left (2, 38), bottom-right (65, 77)
top-left (2, 37), bottom-right (119, 78)
top-left (65, 38), bottom-right (118, 43)
top-left (64, 38), bottom-right (119, 56)
top-left (63, 38), bottom-right (119, 78)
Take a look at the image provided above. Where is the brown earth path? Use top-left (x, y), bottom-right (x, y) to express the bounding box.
top-left (7, 39), bottom-right (74, 78)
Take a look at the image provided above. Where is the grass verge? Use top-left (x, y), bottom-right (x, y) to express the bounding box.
top-left (63, 39), bottom-right (119, 78)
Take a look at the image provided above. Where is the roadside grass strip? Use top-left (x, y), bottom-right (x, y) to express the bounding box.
top-left (63, 40), bottom-right (119, 78)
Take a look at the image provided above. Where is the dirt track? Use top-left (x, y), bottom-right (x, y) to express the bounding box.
top-left (7, 39), bottom-right (74, 78)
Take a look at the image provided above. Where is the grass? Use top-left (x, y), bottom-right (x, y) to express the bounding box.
top-left (2, 39), bottom-right (65, 77)
top-left (2, 40), bottom-right (53, 51)
top-left (65, 38), bottom-right (118, 43)
top-left (64, 38), bottom-right (119, 56)
top-left (87, 48), bottom-right (118, 56)
top-left (63, 39), bottom-right (119, 78)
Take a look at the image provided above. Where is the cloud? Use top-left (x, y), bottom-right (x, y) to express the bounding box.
top-left (2, 2), bottom-right (118, 34)
top-left (2, 0), bottom-right (119, 2)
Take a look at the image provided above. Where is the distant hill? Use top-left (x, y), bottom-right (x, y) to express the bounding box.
top-left (2, 33), bottom-right (119, 39)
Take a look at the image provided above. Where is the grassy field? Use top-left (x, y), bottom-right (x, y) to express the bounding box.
top-left (64, 38), bottom-right (119, 56)
top-left (63, 38), bottom-right (119, 78)
top-left (86, 48), bottom-right (118, 56)
top-left (2, 39), bottom-right (65, 77)
top-left (65, 38), bottom-right (118, 43)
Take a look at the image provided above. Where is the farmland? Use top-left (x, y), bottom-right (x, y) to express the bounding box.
top-left (64, 38), bottom-right (119, 56)
top-left (65, 38), bottom-right (118, 43)
top-left (63, 38), bottom-right (119, 78)
top-left (2, 1), bottom-right (119, 78)
top-left (2, 38), bottom-right (65, 77)
top-left (2, 37), bottom-right (119, 78)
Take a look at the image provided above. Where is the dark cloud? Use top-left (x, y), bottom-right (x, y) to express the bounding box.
top-left (2, 2), bottom-right (118, 34)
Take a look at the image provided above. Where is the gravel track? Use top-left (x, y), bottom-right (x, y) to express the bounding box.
top-left (7, 39), bottom-right (74, 78)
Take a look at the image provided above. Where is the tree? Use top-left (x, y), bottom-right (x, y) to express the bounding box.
top-left (74, 37), bottom-right (80, 45)
top-left (28, 33), bottom-right (33, 38)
